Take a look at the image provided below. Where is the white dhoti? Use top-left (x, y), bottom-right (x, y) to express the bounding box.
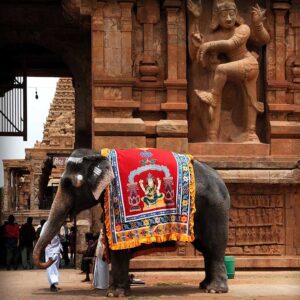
top-left (41, 222), bottom-right (62, 287)
top-left (45, 252), bottom-right (60, 285)
top-left (93, 256), bottom-right (109, 289)
top-left (93, 230), bottom-right (109, 289)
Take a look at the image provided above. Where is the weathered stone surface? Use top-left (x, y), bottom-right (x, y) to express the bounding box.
top-left (270, 121), bottom-right (300, 137)
top-left (94, 117), bottom-right (145, 135)
top-left (218, 169), bottom-right (300, 184)
top-left (156, 137), bottom-right (188, 153)
top-left (156, 120), bottom-right (188, 137)
top-left (189, 143), bottom-right (270, 156)
top-left (93, 136), bottom-right (146, 150)
top-left (271, 139), bottom-right (300, 156)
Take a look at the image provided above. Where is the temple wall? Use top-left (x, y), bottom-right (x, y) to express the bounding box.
top-left (90, 0), bottom-right (300, 268)
top-left (0, 0), bottom-right (299, 269)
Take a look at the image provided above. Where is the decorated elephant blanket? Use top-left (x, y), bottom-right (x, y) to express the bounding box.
top-left (102, 148), bottom-right (195, 250)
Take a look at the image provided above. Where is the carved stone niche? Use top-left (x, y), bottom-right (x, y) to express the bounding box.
top-left (187, 0), bottom-right (270, 144)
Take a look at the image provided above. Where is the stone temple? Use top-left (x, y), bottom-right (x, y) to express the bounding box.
top-left (0, 0), bottom-right (299, 269)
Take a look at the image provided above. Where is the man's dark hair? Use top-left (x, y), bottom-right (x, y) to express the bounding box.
top-left (8, 214), bottom-right (15, 224)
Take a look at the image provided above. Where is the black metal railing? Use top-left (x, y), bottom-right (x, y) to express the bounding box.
top-left (0, 76), bottom-right (27, 140)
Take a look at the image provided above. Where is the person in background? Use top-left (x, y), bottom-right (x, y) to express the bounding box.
top-left (93, 229), bottom-right (109, 290)
top-left (68, 226), bottom-right (76, 265)
top-left (3, 214), bottom-right (19, 270)
top-left (35, 219), bottom-right (47, 263)
top-left (35, 219), bottom-right (46, 240)
top-left (41, 221), bottom-right (63, 292)
top-left (80, 232), bottom-right (97, 282)
top-left (59, 222), bottom-right (70, 266)
top-left (20, 217), bottom-right (36, 269)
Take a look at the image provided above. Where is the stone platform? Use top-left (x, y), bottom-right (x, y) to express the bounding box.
top-left (130, 256), bottom-right (300, 270)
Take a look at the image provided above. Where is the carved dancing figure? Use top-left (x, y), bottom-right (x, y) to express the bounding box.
top-left (187, 0), bottom-right (270, 142)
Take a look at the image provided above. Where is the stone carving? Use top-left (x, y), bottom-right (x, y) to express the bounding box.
top-left (227, 193), bottom-right (285, 255)
top-left (187, 0), bottom-right (270, 142)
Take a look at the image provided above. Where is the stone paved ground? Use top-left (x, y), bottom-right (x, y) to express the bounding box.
top-left (0, 269), bottom-right (299, 299)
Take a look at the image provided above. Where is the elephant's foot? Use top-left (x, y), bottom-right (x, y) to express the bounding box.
top-left (200, 279), bottom-right (228, 294)
top-left (107, 288), bottom-right (131, 298)
top-left (199, 278), bottom-right (210, 290)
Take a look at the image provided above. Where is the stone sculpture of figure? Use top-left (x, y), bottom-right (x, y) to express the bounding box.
top-left (187, 0), bottom-right (270, 142)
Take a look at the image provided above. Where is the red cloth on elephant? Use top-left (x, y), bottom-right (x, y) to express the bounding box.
top-left (102, 148), bottom-right (196, 250)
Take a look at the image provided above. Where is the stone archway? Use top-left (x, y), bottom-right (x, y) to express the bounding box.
top-left (0, 0), bottom-right (91, 147)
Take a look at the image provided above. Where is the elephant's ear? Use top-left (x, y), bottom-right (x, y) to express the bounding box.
top-left (84, 155), bottom-right (114, 201)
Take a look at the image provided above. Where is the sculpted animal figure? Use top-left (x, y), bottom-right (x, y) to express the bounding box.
top-left (33, 148), bottom-right (230, 297)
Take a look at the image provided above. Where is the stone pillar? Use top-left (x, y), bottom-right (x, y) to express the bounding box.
top-left (158, 0), bottom-right (188, 152)
top-left (3, 168), bottom-right (10, 212)
top-left (273, 1), bottom-right (290, 83)
top-left (91, 0), bottom-right (145, 150)
top-left (31, 161), bottom-right (43, 210)
top-left (268, 1), bottom-right (300, 155)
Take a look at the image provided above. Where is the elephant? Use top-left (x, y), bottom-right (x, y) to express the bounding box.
top-left (33, 148), bottom-right (230, 297)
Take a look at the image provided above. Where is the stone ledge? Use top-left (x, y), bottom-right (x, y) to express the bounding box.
top-left (193, 156), bottom-right (299, 169)
top-left (217, 169), bottom-right (300, 184)
top-left (94, 100), bottom-right (140, 109)
top-left (268, 104), bottom-right (300, 113)
top-left (164, 79), bottom-right (187, 88)
top-left (139, 103), bottom-right (161, 111)
top-left (271, 138), bottom-right (300, 156)
top-left (130, 256), bottom-right (300, 270)
top-left (161, 102), bottom-right (188, 111)
top-left (189, 142), bottom-right (270, 156)
top-left (94, 118), bottom-right (145, 135)
top-left (157, 120), bottom-right (188, 137)
top-left (93, 136), bottom-right (146, 149)
top-left (270, 121), bottom-right (300, 137)
top-left (156, 137), bottom-right (188, 153)
top-left (93, 77), bottom-right (136, 86)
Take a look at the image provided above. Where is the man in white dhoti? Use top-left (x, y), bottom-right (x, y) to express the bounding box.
top-left (93, 230), bottom-right (109, 289)
top-left (40, 221), bottom-right (63, 292)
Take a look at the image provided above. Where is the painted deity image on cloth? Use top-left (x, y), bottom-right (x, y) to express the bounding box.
top-left (102, 149), bottom-right (195, 250)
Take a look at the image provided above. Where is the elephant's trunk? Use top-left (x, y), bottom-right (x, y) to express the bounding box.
top-left (33, 184), bottom-right (71, 269)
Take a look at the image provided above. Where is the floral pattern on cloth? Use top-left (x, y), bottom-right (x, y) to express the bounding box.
top-left (102, 148), bottom-right (196, 250)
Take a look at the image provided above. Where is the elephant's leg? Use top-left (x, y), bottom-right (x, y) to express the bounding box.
top-left (199, 252), bottom-right (211, 289)
top-left (194, 241), bottom-right (227, 292)
top-left (193, 205), bottom-right (229, 292)
top-left (107, 250), bottom-right (131, 297)
top-left (204, 253), bottom-right (228, 293)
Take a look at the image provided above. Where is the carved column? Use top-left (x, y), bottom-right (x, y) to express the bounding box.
top-left (162, 0), bottom-right (187, 118)
top-left (157, 0), bottom-right (188, 153)
top-left (137, 0), bottom-right (160, 84)
top-left (273, 2), bottom-right (290, 83)
top-left (91, 0), bottom-right (145, 150)
top-left (30, 161), bottom-right (43, 210)
top-left (3, 167), bottom-right (10, 211)
top-left (268, 1), bottom-right (300, 155)
top-left (268, 1), bottom-right (290, 103)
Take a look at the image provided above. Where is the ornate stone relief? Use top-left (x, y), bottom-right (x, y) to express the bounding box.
top-left (227, 194), bottom-right (285, 255)
top-left (187, 0), bottom-right (270, 143)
